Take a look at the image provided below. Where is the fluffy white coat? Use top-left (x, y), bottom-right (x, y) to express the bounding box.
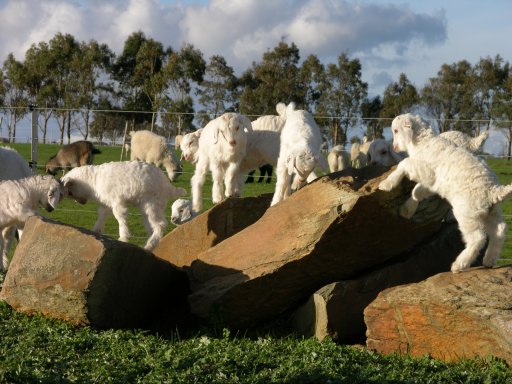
top-left (0, 175), bottom-right (64, 271)
top-left (62, 161), bottom-right (186, 250)
top-left (191, 113), bottom-right (253, 212)
top-left (0, 146), bottom-right (33, 270)
top-left (271, 105), bottom-right (328, 206)
top-left (379, 113), bottom-right (512, 273)
top-left (130, 130), bottom-right (182, 182)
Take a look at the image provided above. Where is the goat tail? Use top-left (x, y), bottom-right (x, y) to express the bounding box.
top-left (469, 130), bottom-right (490, 152)
top-left (491, 184), bottom-right (512, 205)
top-left (92, 148), bottom-right (102, 154)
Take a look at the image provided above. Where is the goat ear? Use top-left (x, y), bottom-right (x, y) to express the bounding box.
top-left (241, 115), bottom-right (253, 132)
top-left (182, 205), bottom-right (192, 222)
top-left (62, 179), bottom-right (72, 188)
top-left (213, 126), bottom-right (219, 144)
top-left (275, 102), bottom-right (286, 116)
top-left (194, 128), bottom-right (203, 138)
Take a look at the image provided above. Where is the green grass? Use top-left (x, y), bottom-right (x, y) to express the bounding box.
top-left (1, 144), bottom-right (512, 382)
top-left (0, 300), bottom-right (511, 383)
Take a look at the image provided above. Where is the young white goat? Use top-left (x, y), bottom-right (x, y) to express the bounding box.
top-left (170, 199), bottom-right (196, 225)
top-left (0, 146), bottom-right (33, 271)
top-left (62, 161), bottom-right (186, 250)
top-left (379, 113), bottom-right (512, 273)
top-left (179, 129), bottom-right (203, 164)
top-left (439, 130), bottom-right (489, 153)
top-left (327, 145), bottom-right (351, 172)
top-left (271, 105), bottom-right (328, 206)
top-left (367, 139), bottom-right (407, 167)
top-left (0, 175), bottom-right (64, 271)
top-left (130, 130), bottom-right (182, 182)
top-left (191, 113), bottom-right (253, 212)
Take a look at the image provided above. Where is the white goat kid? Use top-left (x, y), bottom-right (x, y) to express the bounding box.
top-left (179, 129), bottom-right (203, 164)
top-left (327, 145), bottom-right (351, 172)
top-left (271, 105), bottom-right (328, 206)
top-left (378, 113), bottom-right (512, 273)
top-left (367, 139), bottom-right (406, 166)
top-left (62, 161), bottom-right (186, 250)
top-left (0, 146), bottom-right (33, 271)
top-left (130, 130), bottom-right (182, 182)
top-left (191, 113), bottom-right (253, 212)
top-left (439, 130), bottom-right (489, 153)
top-left (0, 175), bottom-right (63, 271)
top-left (170, 198), bottom-right (196, 225)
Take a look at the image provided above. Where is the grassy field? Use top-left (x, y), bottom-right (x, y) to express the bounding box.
top-left (0, 142), bottom-right (512, 383)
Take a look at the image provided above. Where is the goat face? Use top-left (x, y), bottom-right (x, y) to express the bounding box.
top-left (171, 198), bottom-right (193, 225)
top-left (216, 113), bottom-right (252, 147)
top-left (43, 182), bottom-right (64, 212)
top-left (62, 179), bottom-right (88, 205)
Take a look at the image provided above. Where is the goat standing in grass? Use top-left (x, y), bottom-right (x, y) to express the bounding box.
top-left (0, 175), bottom-right (64, 271)
top-left (62, 161), bottom-right (186, 250)
top-left (0, 146), bottom-right (34, 271)
top-left (191, 113), bottom-right (253, 212)
top-left (45, 140), bottom-right (101, 175)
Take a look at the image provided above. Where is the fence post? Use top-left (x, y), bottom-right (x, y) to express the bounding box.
top-left (29, 104), bottom-right (38, 172)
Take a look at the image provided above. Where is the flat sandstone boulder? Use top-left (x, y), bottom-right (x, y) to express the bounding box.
top-left (0, 216), bottom-right (190, 329)
top-left (157, 166), bottom-right (451, 328)
top-left (364, 266), bottom-right (512, 364)
top-left (292, 221), bottom-right (464, 343)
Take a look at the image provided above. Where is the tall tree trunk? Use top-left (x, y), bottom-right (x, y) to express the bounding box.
top-left (67, 110), bottom-right (72, 144)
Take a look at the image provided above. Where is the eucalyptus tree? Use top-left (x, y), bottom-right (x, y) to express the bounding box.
top-left (239, 41), bottom-right (305, 117)
top-left (317, 53), bottom-right (368, 146)
top-left (69, 40), bottom-right (114, 139)
top-left (162, 43), bottom-right (205, 135)
top-left (472, 55), bottom-right (510, 134)
top-left (361, 95), bottom-right (383, 140)
top-left (111, 31), bottom-right (153, 130)
top-left (300, 54), bottom-right (325, 114)
top-left (421, 60), bottom-right (473, 133)
top-left (46, 33), bottom-right (80, 143)
top-left (197, 55), bottom-right (239, 126)
top-left (2, 53), bottom-right (28, 142)
top-left (23, 41), bottom-right (57, 143)
top-left (380, 73), bottom-right (419, 119)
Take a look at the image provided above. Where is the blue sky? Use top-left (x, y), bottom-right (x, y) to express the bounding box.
top-left (0, 0), bottom-right (510, 97)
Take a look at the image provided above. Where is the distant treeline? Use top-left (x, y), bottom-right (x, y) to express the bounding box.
top-left (0, 31), bottom-right (511, 153)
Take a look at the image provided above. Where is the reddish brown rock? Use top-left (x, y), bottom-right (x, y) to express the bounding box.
top-left (154, 194), bottom-right (272, 268)
top-left (291, 222), bottom-right (464, 343)
top-left (167, 166), bottom-right (450, 328)
top-left (364, 266), bottom-right (512, 364)
top-left (0, 216), bottom-right (189, 329)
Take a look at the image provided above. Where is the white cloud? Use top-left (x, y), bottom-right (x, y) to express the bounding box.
top-left (0, 0), bottom-right (449, 94)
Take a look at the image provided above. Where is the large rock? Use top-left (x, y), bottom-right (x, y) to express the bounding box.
top-left (157, 166), bottom-right (450, 329)
top-left (154, 194), bottom-right (272, 268)
top-left (291, 221), bottom-right (464, 343)
top-left (0, 216), bottom-right (190, 329)
top-left (364, 266), bottom-right (512, 364)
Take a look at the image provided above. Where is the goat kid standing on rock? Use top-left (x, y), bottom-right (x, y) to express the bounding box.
top-left (0, 175), bottom-right (64, 271)
top-left (378, 113), bottom-right (512, 273)
top-left (191, 113), bottom-right (253, 212)
top-left (62, 161), bottom-right (186, 250)
top-left (45, 140), bottom-right (101, 175)
top-left (271, 104), bottom-right (328, 206)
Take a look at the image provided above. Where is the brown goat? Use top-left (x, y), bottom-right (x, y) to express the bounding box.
top-left (45, 141), bottom-right (101, 175)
